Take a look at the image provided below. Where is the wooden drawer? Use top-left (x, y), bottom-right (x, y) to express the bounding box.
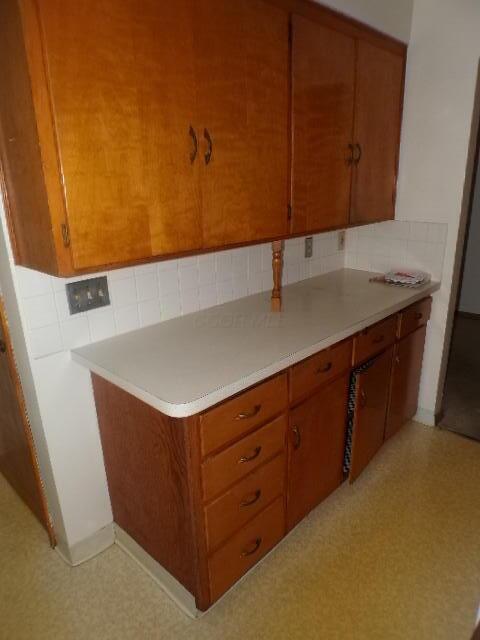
top-left (353, 315), bottom-right (398, 365)
top-left (200, 374), bottom-right (288, 457)
top-left (202, 415), bottom-right (286, 501)
top-left (290, 338), bottom-right (352, 403)
top-left (208, 497), bottom-right (285, 603)
top-left (204, 453), bottom-right (285, 553)
top-left (398, 297), bottom-right (432, 339)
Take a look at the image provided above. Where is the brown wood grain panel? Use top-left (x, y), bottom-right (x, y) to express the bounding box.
top-left (385, 326), bottom-right (427, 441)
top-left (291, 15), bottom-right (355, 234)
top-left (196, 0), bottom-right (289, 247)
top-left (0, 300), bottom-right (52, 540)
top-left (37, 0), bottom-right (203, 269)
top-left (287, 374), bottom-right (349, 530)
top-left (208, 496), bottom-right (285, 603)
top-left (92, 375), bottom-right (199, 596)
top-left (350, 40), bottom-right (405, 224)
top-left (353, 314), bottom-right (398, 365)
top-left (290, 338), bottom-right (352, 404)
top-left (0, 0), bottom-right (60, 274)
top-left (204, 453), bottom-right (285, 553)
top-left (398, 297), bottom-right (432, 340)
top-left (200, 373), bottom-right (288, 457)
top-left (202, 415), bottom-right (286, 502)
top-left (349, 346), bottom-right (393, 482)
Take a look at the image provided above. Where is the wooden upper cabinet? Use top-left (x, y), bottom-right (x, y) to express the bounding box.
top-left (291, 16), bottom-right (355, 234)
top-left (35, 0), bottom-right (203, 270)
top-left (291, 14), bottom-right (406, 234)
top-left (196, 0), bottom-right (289, 247)
top-left (350, 41), bottom-right (405, 224)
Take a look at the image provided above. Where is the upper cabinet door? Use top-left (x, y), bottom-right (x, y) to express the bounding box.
top-left (194, 0), bottom-right (289, 248)
top-left (39, 0), bottom-right (202, 269)
top-left (351, 41), bottom-right (405, 225)
top-left (291, 16), bottom-right (355, 235)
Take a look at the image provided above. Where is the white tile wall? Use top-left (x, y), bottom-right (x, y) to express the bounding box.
top-left (17, 221), bottom-right (448, 360)
top-left (345, 220), bottom-right (448, 281)
top-left (18, 232), bottom-right (345, 359)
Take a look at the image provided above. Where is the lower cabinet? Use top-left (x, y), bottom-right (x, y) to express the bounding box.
top-left (385, 325), bottom-right (427, 441)
top-left (349, 346), bottom-right (394, 483)
top-left (91, 298), bottom-right (431, 612)
top-left (287, 374), bottom-right (349, 530)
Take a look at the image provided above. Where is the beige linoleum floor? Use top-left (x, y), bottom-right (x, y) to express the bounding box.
top-left (1, 422), bottom-right (480, 640)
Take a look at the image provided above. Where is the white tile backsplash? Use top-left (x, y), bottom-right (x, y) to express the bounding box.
top-left (17, 222), bottom-right (447, 360)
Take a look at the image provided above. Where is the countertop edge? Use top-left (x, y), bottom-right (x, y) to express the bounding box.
top-left (72, 280), bottom-right (440, 418)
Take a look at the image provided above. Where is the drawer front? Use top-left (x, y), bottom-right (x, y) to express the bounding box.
top-left (200, 374), bottom-right (288, 457)
top-left (202, 415), bottom-right (286, 501)
top-left (399, 297), bottom-right (432, 339)
top-left (353, 315), bottom-right (398, 365)
top-left (204, 453), bottom-right (285, 553)
top-left (290, 338), bottom-right (352, 403)
top-left (208, 497), bottom-right (285, 603)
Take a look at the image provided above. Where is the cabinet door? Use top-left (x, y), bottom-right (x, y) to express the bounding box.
top-left (195, 0), bottom-right (289, 248)
top-left (39, 0), bottom-right (202, 269)
top-left (385, 326), bottom-right (427, 441)
top-left (351, 41), bottom-right (404, 224)
top-left (287, 375), bottom-right (349, 531)
top-left (291, 16), bottom-right (355, 234)
top-left (349, 347), bottom-right (393, 483)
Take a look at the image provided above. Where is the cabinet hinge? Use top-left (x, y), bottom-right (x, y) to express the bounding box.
top-left (287, 204), bottom-right (292, 221)
top-left (288, 21), bottom-right (293, 45)
top-left (61, 222), bottom-right (71, 248)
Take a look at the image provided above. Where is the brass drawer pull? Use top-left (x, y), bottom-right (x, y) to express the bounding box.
top-left (292, 425), bottom-right (301, 450)
top-left (317, 361), bottom-right (332, 374)
top-left (372, 334), bottom-right (385, 345)
top-left (240, 489), bottom-right (262, 508)
top-left (241, 537), bottom-right (262, 557)
top-left (236, 404), bottom-right (262, 420)
top-left (238, 446), bottom-right (262, 464)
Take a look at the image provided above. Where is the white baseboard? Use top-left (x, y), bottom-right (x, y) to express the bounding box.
top-left (55, 523), bottom-right (115, 566)
top-left (114, 525), bottom-right (200, 618)
top-left (413, 406), bottom-right (438, 427)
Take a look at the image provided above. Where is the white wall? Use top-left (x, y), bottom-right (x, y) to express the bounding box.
top-left (319, 0), bottom-right (413, 42)
top-left (395, 0), bottom-right (480, 420)
top-left (459, 159), bottom-right (480, 314)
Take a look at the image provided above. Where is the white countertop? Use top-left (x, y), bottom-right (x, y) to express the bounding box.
top-left (72, 269), bottom-right (439, 418)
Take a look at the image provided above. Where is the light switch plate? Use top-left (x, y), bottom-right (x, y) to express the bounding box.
top-left (66, 276), bottom-right (110, 315)
top-left (305, 236), bottom-right (313, 258)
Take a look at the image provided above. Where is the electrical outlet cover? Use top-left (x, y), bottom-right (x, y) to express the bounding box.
top-left (305, 236), bottom-right (313, 258)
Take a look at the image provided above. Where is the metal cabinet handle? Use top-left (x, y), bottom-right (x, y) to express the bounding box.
top-left (241, 537), bottom-right (262, 557)
top-left (238, 446), bottom-right (262, 464)
top-left (292, 425), bottom-right (301, 450)
top-left (317, 361), bottom-right (332, 374)
top-left (240, 489), bottom-right (262, 508)
top-left (189, 125), bottom-right (198, 164)
top-left (346, 143), bottom-right (355, 166)
top-left (236, 404), bottom-right (261, 420)
top-left (204, 128), bottom-right (213, 165)
top-left (372, 334), bottom-right (385, 345)
top-left (354, 143), bottom-right (362, 164)
top-left (395, 356), bottom-right (401, 365)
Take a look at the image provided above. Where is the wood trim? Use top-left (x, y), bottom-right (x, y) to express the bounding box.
top-left (0, 298), bottom-right (55, 545)
top-left (18, 0), bottom-right (74, 274)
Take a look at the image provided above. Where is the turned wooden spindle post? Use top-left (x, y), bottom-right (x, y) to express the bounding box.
top-left (271, 240), bottom-right (284, 312)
